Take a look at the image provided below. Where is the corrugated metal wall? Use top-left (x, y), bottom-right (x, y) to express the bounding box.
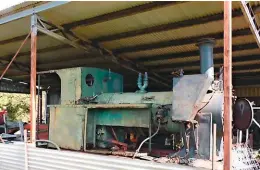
top-left (235, 86), bottom-right (260, 97)
top-left (0, 143), bottom-right (200, 170)
top-left (0, 143), bottom-right (25, 170)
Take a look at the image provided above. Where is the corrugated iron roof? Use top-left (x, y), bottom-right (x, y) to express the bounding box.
top-left (0, 1), bottom-right (259, 91)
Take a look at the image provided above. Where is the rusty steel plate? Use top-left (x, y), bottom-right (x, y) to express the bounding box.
top-left (233, 98), bottom-right (253, 130)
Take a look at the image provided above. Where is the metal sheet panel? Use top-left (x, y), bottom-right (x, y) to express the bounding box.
top-left (93, 108), bottom-right (150, 127)
top-left (49, 106), bottom-right (87, 150)
top-left (95, 92), bottom-right (172, 105)
top-left (171, 74), bottom-right (213, 121)
top-left (0, 143), bottom-right (25, 170)
top-left (100, 16), bottom-right (247, 50)
top-left (114, 35), bottom-right (254, 59)
top-left (0, 143), bottom-right (203, 170)
top-left (196, 113), bottom-right (212, 160)
top-left (39, 1), bottom-right (148, 26)
top-left (56, 67), bottom-right (82, 104)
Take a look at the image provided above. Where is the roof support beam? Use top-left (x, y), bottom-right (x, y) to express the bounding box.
top-left (37, 25), bottom-right (91, 51)
top-left (240, 1), bottom-right (260, 48)
top-left (36, 15), bottom-right (171, 87)
top-left (135, 42), bottom-right (257, 63)
top-left (63, 2), bottom-right (182, 29)
top-left (0, 1), bottom-right (69, 25)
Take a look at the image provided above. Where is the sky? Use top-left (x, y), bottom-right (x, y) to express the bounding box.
top-left (0, 0), bottom-right (25, 11)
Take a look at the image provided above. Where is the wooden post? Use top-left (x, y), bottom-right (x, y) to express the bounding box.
top-left (223, 1), bottom-right (232, 170)
top-left (30, 14), bottom-right (37, 143)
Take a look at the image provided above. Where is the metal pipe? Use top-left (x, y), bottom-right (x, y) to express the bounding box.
top-left (0, 31), bottom-right (31, 81)
top-left (35, 140), bottom-right (61, 150)
top-left (137, 72), bottom-right (148, 92)
top-left (236, 130), bottom-right (239, 144)
top-left (245, 129), bottom-right (249, 145)
top-left (37, 74), bottom-right (40, 140)
top-left (149, 111), bottom-right (152, 153)
top-left (223, 1), bottom-right (232, 170)
top-left (197, 38), bottom-right (215, 78)
top-left (253, 119), bottom-right (260, 128)
top-left (83, 112), bottom-right (87, 152)
top-left (37, 70), bottom-right (56, 75)
top-left (137, 73), bottom-right (142, 90)
top-left (142, 72), bottom-right (148, 91)
top-left (39, 92), bottom-right (42, 124)
top-left (239, 130), bottom-right (242, 143)
top-left (30, 14), bottom-right (38, 144)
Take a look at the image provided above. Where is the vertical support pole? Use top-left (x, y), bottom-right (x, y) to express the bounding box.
top-left (212, 124), bottom-right (217, 170)
top-left (223, 1), bottom-right (232, 170)
top-left (84, 110), bottom-right (88, 152)
top-left (245, 129), bottom-right (249, 145)
top-left (239, 130), bottom-right (242, 143)
top-left (3, 113), bottom-right (7, 134)
top-left (236, 130), bottom-right (239, 143)
top-left (43, 91), bottom-right (48, 124)
top-left (39, 93), bottom-right (42, 124)
top-left (37, 74), bottom-right (40, 140)
top-left (38, 74), bottom-right (42, 124)
top-left (30, 14), bottom-right (37, 144)
top-left (148, 111), bottom-right (152, 152)
top-left (24, 129), bottom-right (28, 170)
top-left (19, 121), bottom-right (24, 141)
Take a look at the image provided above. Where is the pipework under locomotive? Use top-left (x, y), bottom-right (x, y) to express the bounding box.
top-left (47, 38), bottom-right (224, 159)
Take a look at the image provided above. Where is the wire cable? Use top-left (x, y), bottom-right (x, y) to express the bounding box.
top-left (133, 120), bottom-right (161, 159)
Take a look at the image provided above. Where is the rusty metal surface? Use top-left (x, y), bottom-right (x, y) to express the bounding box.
top-left (86, 103), bottom-right (150, 109)
top-left (49, 103), bottom-right (150, 109)
top-left (95, 92), bottom-right (173, 105)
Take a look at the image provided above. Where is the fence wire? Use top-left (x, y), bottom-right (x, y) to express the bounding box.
top-left (232, 144), bottom-right (260, 170)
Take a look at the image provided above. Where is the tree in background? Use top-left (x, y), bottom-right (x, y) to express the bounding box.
top-left (0, 93), bottom-right (30, 122)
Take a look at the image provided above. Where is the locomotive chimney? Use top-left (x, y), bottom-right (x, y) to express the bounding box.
top-left (197, 38), bottom-right (215, 78)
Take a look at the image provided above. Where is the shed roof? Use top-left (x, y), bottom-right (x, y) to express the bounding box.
top-left (0, 1), bottom-right (260, 92)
